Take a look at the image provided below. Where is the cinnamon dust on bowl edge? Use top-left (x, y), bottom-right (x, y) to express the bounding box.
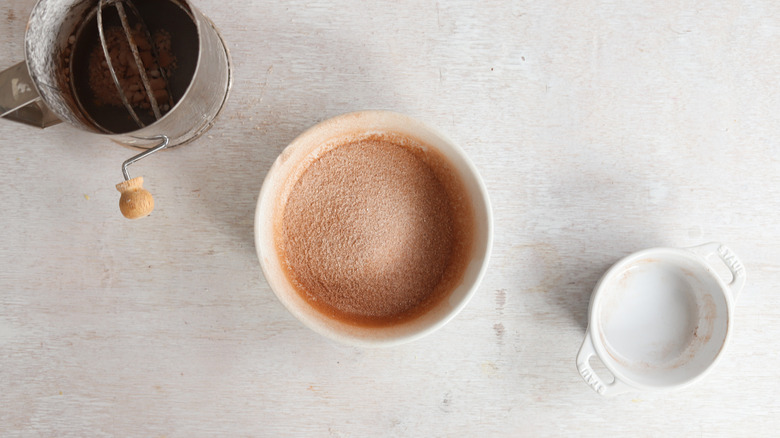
top-left (276, 134), bottom-right (475, 328)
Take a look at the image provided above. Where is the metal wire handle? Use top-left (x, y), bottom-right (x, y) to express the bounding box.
top-left (122, 134), bottom-right (169, 180)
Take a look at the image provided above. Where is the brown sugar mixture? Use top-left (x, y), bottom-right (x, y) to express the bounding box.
top-left (86, 24), bottom-right (176, 113)
top-left (278, 135), bottom-right (474, 327)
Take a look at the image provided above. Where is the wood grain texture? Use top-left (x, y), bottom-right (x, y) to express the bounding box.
top-left (1, 0), bottom-right (779, 436)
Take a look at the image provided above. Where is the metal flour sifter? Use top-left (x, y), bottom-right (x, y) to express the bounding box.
top-left (0, 0), bottom-right (232, 219)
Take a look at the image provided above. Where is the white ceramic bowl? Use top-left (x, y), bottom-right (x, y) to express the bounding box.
top-left (577, 242), bottom-right (746, 395)
top-left (254, 111), bottom-right (493, 347)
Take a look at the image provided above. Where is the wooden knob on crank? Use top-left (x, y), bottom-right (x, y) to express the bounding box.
top-left (116, 176), bottom-right (154, 219)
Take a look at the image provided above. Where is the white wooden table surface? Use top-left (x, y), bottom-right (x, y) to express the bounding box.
top-left (2, 0), bottom-right (779, 436)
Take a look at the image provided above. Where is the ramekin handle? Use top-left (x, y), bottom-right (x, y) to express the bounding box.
top-left (688, 242), bottom-right (747, 301)
top-left (576, 332), bottom-right (631, 396)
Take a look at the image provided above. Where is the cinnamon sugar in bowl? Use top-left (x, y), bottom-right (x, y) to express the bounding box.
top-left (255, 111), bottom-right (492, 347)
